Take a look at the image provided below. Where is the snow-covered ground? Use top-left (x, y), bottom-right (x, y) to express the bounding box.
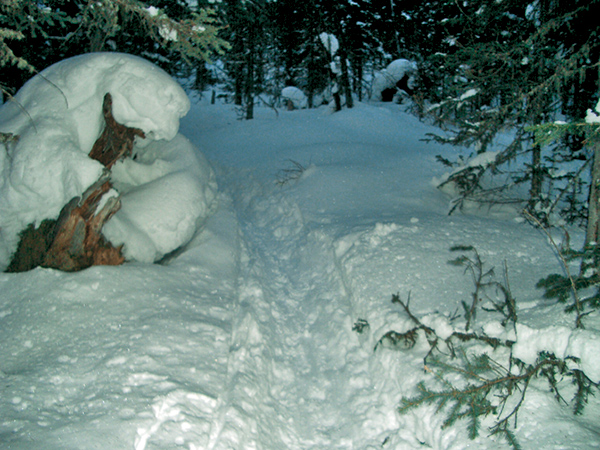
top-left (1, 55), bottom-right (599, 450)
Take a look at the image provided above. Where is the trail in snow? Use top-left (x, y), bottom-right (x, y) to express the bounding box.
top-left (178, 100), bottom-right (583, 450)
top-left (208, 170), bottom-right (368, 449)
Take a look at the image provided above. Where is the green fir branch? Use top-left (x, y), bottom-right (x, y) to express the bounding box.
top-left (383, 246), bottom-right (599, 450)
top-left (449, 245), bottom-right (516, 331)
top-left (399, 352), bottom-right (578, 450)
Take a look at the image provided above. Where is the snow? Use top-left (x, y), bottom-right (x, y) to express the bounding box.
top-left (459, 88), bottom-right (479, 101)
top-left (319, 32), bottom-right (339, 57)
top-left (512, 324), bottom-right (600, 383)
top-left (586, 99), bottom-right (600, 124)
top-left (371, 59), bottom-right (418, 101)
top-left (104, 134), bottom-right (217, 263)
top-left (1, 54), bottom-right (600, 450)
top-left (159, 25), bottom-right (178, 42)
top-left (146, 6), bottom-right (160, 17)
top-left (0, 52), bottom-right (215, 267)
top-left (280, 86), bottom-right (308, 109)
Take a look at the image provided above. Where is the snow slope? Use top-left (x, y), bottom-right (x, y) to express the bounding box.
top-left (1, 61), bottom-right (599, 450)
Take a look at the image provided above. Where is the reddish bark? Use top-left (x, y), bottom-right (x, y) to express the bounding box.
top-left (89, 93), bottom-right (145, 168)
top-left (41, 177), bottom-right (124, 271)
top-left (7, 92), bottom-right (144, 272)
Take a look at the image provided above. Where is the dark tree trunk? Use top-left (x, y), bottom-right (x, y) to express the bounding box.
top-left (586, 142), bottom-right (600, 247)
top-left (234, 64), bottom-right (244, 106)
top-left (338, 45), bottom-right (353, 109)
top-left (528, 143), bottom-right (543, 212)
top-left (307, 40), bottom-right (317, 108)
top-left (333, 89), bottom-right (342, 112)
top-left (245, 45), bottom-right (255, 120)
top-left (354, 55), bottom-right (363, 102)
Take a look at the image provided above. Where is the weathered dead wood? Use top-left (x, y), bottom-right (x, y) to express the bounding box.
top-left (5, 220), bottom-right (55, 273)
top-left (41, 174), bottom-right (124, 271)
top-left (89, 93), bottom-right (145, 168)
top-left (5, 174), bottom-right (124, 272)
top-left (6, 92), bottom-right (144, 272)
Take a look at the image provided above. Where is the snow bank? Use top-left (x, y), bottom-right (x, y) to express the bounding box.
top-left (371, 59), bottom-right (418, 102)
top-left (0, 52), bottom-right (216, 268)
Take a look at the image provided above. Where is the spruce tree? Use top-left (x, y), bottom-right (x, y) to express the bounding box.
top-left (424, 0), bottom-right (600, 224)
top-left (221, 0), bottom-right (269, 119)
top-left (0, 0), bottom-right (229, 96)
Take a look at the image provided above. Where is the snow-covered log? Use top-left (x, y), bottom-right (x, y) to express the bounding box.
top-left (40, 176), bottom-right (124, 272)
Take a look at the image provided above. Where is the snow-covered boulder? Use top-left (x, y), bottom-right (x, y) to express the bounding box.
top-left (371, 59), bottom-right (418, 102)
top-left (281, 86), bottom-right (308, 110)
top-left (0, 52), bottom-right (217, 269)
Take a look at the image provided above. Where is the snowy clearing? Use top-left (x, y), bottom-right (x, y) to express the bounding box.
top-left (1, 55), bottom-right (599, 450)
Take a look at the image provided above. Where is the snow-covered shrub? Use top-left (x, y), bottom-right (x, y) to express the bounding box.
top-left (371, 59), bottom-right (418, 102)
top-left (275, 160), bottom-right (310, 185)
top-left (0, 52), bottom-right (217, 269)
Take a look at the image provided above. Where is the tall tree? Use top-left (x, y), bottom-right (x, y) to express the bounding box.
top-left (221, 0), bottom-right (269, 119)
top-left (270, 0), bottom-right (304, 87)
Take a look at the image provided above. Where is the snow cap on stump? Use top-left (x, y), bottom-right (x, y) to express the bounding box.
top-left (0, 53), bottom-right (216, 269)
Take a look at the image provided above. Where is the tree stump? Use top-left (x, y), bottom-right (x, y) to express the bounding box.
top-left (6, 92), bottom-right (144, 272)
top-left (89, 93), bottom-right (145, 168)
top-left (41, 174), bottom-right (124, 271)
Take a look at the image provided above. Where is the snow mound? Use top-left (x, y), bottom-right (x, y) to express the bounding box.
top-left (281, 86), bottom-right (308, 109)
top-left (0, 52), bottom-right (216, 268)
top-left (104, 134), bottom-right (217, 263)
top-left (371, 59), bottom-right (418, 102)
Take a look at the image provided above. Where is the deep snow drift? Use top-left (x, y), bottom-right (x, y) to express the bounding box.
top-left (1, 54), bottom-right (599, 450)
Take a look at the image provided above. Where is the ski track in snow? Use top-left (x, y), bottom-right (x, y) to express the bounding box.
top-left (201, 169), bottom-right (551, 450)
